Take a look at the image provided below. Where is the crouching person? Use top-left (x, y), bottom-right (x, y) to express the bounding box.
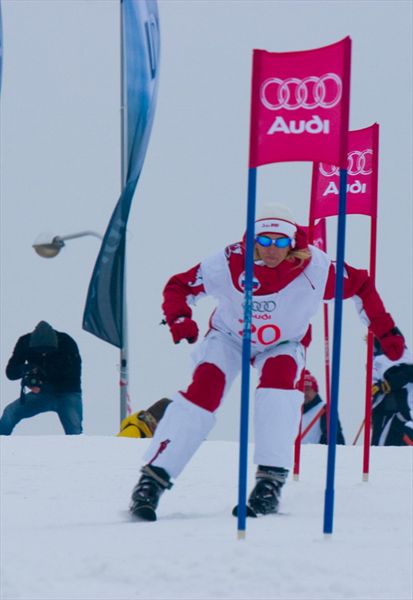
top-left (0, 321), bottom-right (82, 435)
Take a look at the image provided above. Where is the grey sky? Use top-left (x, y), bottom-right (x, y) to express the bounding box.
top-left (1, 0), bottom-right (412, 441)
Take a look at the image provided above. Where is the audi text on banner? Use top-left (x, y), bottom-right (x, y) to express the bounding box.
top-left (310, 123), bottom-right (379, 219)
top-left (249, 37), bottom-right (351, 168)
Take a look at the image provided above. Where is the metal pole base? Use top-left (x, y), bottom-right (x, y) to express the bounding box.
top-left (237, 530), bottom-right (246, 540)
top-left (362, 473), bottom-right (369, 482)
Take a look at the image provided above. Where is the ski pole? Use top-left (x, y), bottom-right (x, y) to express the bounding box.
top-left (352, 419), bottom-right (365, 445)
top-left (299, 405), bottom-right (326, 442)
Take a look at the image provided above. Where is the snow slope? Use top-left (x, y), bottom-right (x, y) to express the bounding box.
top-left (1, 437), bottom-right (412, 600)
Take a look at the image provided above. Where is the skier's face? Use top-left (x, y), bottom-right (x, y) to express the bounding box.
top-left (255, 233), bottom-right (291, 268)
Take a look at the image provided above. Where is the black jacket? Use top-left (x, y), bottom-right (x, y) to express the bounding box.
top-left (372, 362), bottom-right (413, 446)
top-left (6, 332), bottom-right (81, 393)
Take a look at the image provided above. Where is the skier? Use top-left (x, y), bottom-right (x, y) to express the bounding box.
top-left (301, 370), bottom-right (345, 444)
top-left (371, 334), bottom-right (413, 446)
top-left (129, 204), bottom-right (405, 520)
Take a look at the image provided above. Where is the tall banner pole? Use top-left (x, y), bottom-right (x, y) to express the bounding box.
top-left (0, 2), bottom-right (3, 95)
top-left (119, 0), bottom-right (130, 420)
top-left (83, 0), bottom-right (160, 425)
top-left (237, 167), bottom-right (257, 539)
top-left (323, 167), bottom-right (348, 534)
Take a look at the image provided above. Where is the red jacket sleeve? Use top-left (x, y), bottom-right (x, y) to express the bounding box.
top-left (162, 263), bottom-right (206, 325)
top-left (323, 262), bottom-right (396, 337)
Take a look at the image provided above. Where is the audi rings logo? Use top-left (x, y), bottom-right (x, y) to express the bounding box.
top-left (260, 73), bottom-right (342, 111)
top-left (319, 149), bottom-right (373, 177)
top-left (250, 300), bottom-right (276, 313)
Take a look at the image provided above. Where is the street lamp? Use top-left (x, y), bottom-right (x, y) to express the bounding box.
top-left (33, 231), bottom-right (103, 258)
top-left (32, 228), bottom-right (131, 423)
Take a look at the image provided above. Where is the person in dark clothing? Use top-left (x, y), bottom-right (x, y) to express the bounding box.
top-left (0, 321), bottom-right (82, 435)
top-left (372, 334), bottom-right (413, 446)
top-left (301, 370), bottom-right (345, 445)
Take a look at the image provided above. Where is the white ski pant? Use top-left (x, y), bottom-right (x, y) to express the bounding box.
top-left (144, 330), bottom-right (305, 478)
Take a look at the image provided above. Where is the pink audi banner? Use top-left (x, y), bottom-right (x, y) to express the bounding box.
top-left (310, 123), bottom-right (379, 220)
top-left (249, 37), bottom-right (351, 168)
top-left (312, 218), bottom-right (327, 250)
top-left (301, 218), bottom-right (327, 250)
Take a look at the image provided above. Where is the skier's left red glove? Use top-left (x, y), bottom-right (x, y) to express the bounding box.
top-left (379, 329), bottom-right (405, 361)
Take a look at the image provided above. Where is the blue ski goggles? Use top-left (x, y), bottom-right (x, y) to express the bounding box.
top-left (255, 235), bottom-right (292, 249)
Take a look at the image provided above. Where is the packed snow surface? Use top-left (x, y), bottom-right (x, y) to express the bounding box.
top-left (1, 437), bottom-right (412, 599)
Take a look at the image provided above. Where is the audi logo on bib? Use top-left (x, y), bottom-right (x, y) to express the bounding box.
top-left (249, 37), bottom-right (351, 168)
top-left (251, 300), bottom-right (276, 313)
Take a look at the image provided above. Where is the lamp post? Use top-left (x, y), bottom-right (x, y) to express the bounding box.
top-left (33, 231), bottom-right (103, 258)
top-left (33, 229), bottom-right (130, 422)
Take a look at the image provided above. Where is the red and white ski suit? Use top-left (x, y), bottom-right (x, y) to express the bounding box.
top-left (144, 233), bottom-right (398, 477)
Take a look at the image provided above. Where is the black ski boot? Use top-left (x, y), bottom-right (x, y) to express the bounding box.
top-left (129, 465), bottom-right (172, 521)
top-left (233, 466), bottom-right (288, 517)
top-left (248, 466), bottom-right (288, 515)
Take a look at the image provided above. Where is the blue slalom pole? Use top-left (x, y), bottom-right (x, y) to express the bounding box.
top-left (237, 167), bottom-right (257, 539)
top-left (323, 168), bottom-right (348, 535)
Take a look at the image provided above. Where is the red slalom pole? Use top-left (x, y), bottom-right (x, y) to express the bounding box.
top-left (362, 196), bottom-right (378, 477)
top-left (361, 124), bottom-right (379, 480)
top-left (293, 416), bottom-right (303, 481)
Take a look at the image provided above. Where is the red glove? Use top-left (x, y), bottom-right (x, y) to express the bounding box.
top-left (379, 331), bottom-right (405, 361)
top-left (169, 317), bottom-right (199, 344)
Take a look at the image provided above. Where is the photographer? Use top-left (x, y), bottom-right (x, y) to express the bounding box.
top-left (0, 321), bottom-right (82, 435)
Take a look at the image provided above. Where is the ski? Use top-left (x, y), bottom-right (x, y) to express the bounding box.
top-left (232, 505), bottom-right (257, 518)
top-left (130, 505), bottom-right (157, 522)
